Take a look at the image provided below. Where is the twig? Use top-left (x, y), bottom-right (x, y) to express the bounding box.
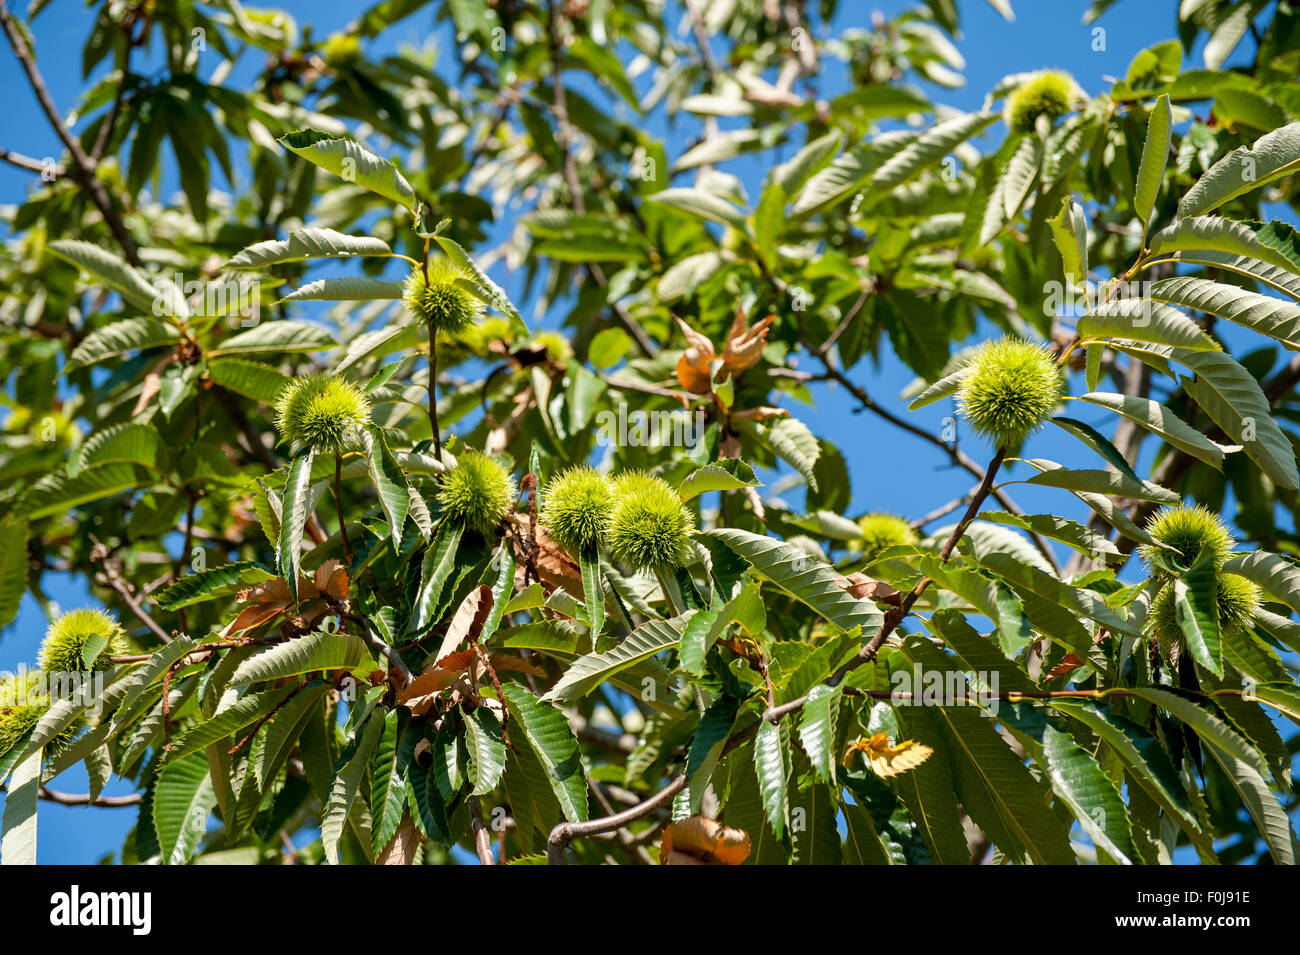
top-left (468, 796), bottom-right (496, 865)
top-left (38, 787), bottom-right (141, 807)
top-left (0, 0), bottom-right (139, 263)
top-left (90, 535), bottom-right (174, 644)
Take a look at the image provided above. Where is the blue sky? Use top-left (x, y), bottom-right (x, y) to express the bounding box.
top-left (1, 0), bottom-right (1291, 863)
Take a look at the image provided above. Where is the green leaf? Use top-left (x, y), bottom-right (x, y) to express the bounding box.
top-left (63, 318), bottom-right (181, 374)
top-left (225, 228), bottom-right (393, 269)
top-left (1173, 348), bottom-right (1299, 490)
top-left (154, 561), bottom-right (274, 611)
top-left (568, 36), bottom-right (639, 110)
top-left (229, 631), bottom-right (373, 685)
top-left (978, 510), bottom-right (1121, 564)
top-left (775, 129), bottom-right (845, 199)
top-left (578, 550), bottom-right (604, 641)
top-left (164, 683), bottom-right (300, 764)
top-left (798, 685), bottom-right (842, 785)
top-left (858, 110), bottom-right (998, 212)
top-left (370, 709), bottom-right (416, 853)
top-left (1134, 93), bottom-right (1171, 225)
top-left (678, 459), bottom-right (760, 501)
top-left (0, 517), bottom-right (29, 630)
top-left (1049, 197), bottom-right (1089, 283)
top-left (212, 320), bottom-right (337, 356)
top-left (1202, 741), bottom-right (1296, 865)
top-left (322, 714), bottom-right (384, 864)
top-left (407, 521), bottom-right (464, 635)
top-left (500, 684), bottom-right (588, 822)
top-left (978, 551), bottom-right (1142, 637)
top-left (1150, 275), bottom-right (1300, 351)
top-left (276, 447), bottom-right (315, 601)
top-left (67, 423), bottom-right (168, 477)
top-left (362, 426), bottom-right (409, 538)
top-left (153, 753), bottom-right (218, 865)
top-left (465, 706), bottom-right (506, 796)
top-left (543, 612), bottom-right (690, 704)
top-left (0, 750), bottom-right (39, 865)
top-left (753, 417), bottom-right (821, 490)
top-left (431, 234), bottom-right (523, 327)
top-left (648, 187), bottom-right (752, 233)
top-left (277, 276), bottom-right (405, 303)
top-left (1042, 723), bottom-right (1133, 864)
top-left (1076, 299), bottom-right (1218, 350)
top-left (1178, 120), bottom-right (1300, 217)
top-left (206, 358), bottom-right (291, 404)
top-left (710, 528), bottom-right (883, 637)
top-left (1001, 134), bottom-right (1041, 220)
top-left (1125, 687), bottom-right (1269, 779)
top-left (1224, 551), bottom-right (1300, 615)
top-left (906, 367), bottom-right (967, 410)
top-left (279, 129), bottom-right (416, 208)
top-left (899, 640), bottom-right (1074, 864)
top-left (17, 464), bottom-right (148, 520)
top-left (1047, 416), bottom-right (1141, 482)
top-left (1148, 216), bottom-right (1300, 275)
top-left (1172, 551), bottom-right (1223, 676)
top-left (1076, 392), bottom-right (1228, 470)
top-left (48, 240), bottom-right (173, 315)
top-left (677, 696), bottom-right (738, 818)
top-left (1021, 465), bottom-right (1178, 504)
top-left (753, 718), bottom-right (790, 839)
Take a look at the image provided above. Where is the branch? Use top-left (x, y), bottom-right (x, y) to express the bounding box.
top-left (547, 773), bottom-right (687, 864)
top-left (38, 787), bottom-right (141, 807)
top-left (0, 0), bottom-right (139, 263)
top-left (467, 796), bottom-right (496, 865)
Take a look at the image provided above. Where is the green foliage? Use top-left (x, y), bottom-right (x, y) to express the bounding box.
top-left (2, 0), bottom-right (1299, 869)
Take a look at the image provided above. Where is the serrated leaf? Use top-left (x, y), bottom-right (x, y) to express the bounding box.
top-left (63, 318), bottom-right (181, 374)
top-left (278, 276), bottom-right (405, 303)
top-left (710, 528), bottom-right (883, 637)
top-left (0, 750), bottom-right (39, 865)
top-left (279, 129), bottom-right (416, 208)
top-left (229, 631), bottom-right (372, 685)
top-left (798, 685), bottom-right (842, 785)
top-left (0, 517), bottom-right (29, 630)
top-left (978, 551), bottom-right (1141, 636)
top-left (225, 228), bottom-right (393, 269)
top-left (1042, 723), bottom-right (1133, 864)
top-left (407, 521), bottom-right (464, 635)
top-left (543, 612), bottom-right (691, 703)
top-left (276, 447), bottom-right (314, 601)
top-left (206, 358), bottom-right (291, 404)
top-left (164, 682), bottom-right (300, 764)
top-left (1178, 120), bottom-right (1300, 217)
top-left (1134, 94), bottom-right (1171, 225)
top-left (48, 240), bottom-right (172, 314)
top-left (1076, 299), bottom-right (1218, 350)
top-left (678, 459), bottom-right (760, 501)
top-left (153, 753), bottom-right (217, 865)
top-left (465, 706), bottom-right (506, 796)
top-left (753, 718), bottom-right (790, 839)
top-left (322, 714), bottom-right (384, 865)
top-left (1076, 392), bottom-right (1228, 469)
top-left (1150, 275), bottom-right (1300, 351)
top-left (500, 684), bottom-right (588, 823)
top-left (212, 320), bottom-right (336, 357)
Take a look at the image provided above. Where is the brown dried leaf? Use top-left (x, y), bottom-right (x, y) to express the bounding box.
top-left (432, 584), bottom-right (494, 662)
top-left (835, 573), bottom-right (901, 606)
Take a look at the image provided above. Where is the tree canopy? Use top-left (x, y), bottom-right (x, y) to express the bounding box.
top-left (1, 0), bottom-right (1299, 866)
